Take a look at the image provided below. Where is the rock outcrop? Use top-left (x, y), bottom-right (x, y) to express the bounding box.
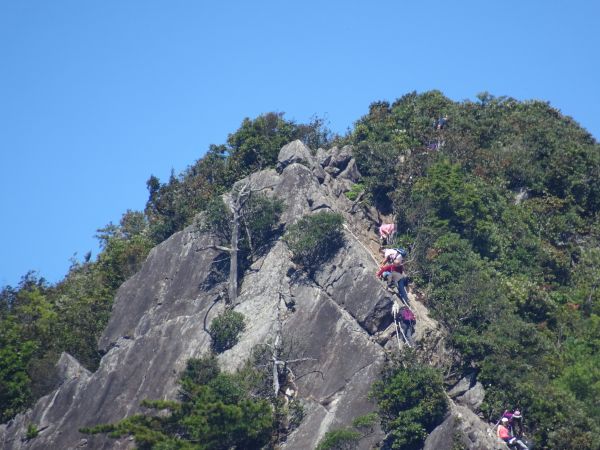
top-left (424, 401), bottom-right (507, 450)
top-left (0, 140), bottom-right (497, 450)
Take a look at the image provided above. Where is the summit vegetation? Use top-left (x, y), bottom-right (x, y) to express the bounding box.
top-left (1, 93), bottom-right (599, 449)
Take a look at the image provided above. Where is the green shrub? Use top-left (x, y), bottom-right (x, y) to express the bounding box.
top-left (82, 356), bottom-right (275, 450)
top-left (242, 194), bottom-right (284, 255)
top-left (344, 183), bottom-right (365, 201)
top-left (209, 310), bottom-right (246, 353)
top-left (351, 412), bottom-right (379, 433)
top-left (283, 212), bottom-right (345, 272)
top-left (371, 357), bottom-right (447, 450)
top-left (199, 193), bottom-right (283, 266)
top-left (25, 423), bottom-right (39, 440)
top-left (180, 354), bottom-right (220, 388)
top-left (315, 413), bottom-right (378, 450)
top-left (316, 428), bottom-right (362, 450)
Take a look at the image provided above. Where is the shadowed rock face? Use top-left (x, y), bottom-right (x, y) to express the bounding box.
top-left (0, 140), bottom-right (495, 450)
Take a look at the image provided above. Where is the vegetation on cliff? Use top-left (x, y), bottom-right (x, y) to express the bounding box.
top-left (350, 91), bottom-right (600, 449)
top-left (81, 356), bottom-right (275, 449)
top-left (2, 91), bottom-right (599, 449)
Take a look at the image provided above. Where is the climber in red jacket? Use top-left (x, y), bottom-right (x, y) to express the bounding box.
top-left (376, 256), bottom-right (409, 304)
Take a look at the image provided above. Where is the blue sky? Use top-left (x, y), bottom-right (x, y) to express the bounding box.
top-left (1, 1), bottom-right (598, 287)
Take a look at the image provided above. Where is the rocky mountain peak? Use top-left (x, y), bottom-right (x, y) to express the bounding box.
top-left (1, 141), bottom-right (503, 450)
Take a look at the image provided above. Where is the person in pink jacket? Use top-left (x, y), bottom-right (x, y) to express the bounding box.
top-left (379, 223), bottom-right (395, 245)
top-left (497, 417), bottom-right (528, 449)
top-left (502, 409), bottom-right (524, 436)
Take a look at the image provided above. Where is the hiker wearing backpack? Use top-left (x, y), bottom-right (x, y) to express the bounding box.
top-left (379, 248), bottom-right (399, 267)
top-left (379, 247), bottom-right (407, 267)
top-left (498, 417), bottom-right (528, 450)
top-left (399, 306), bottom-right (416, 345)
top-left (376, 256), bottom-right (410, 304)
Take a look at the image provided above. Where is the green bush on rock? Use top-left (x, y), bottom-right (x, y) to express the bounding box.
top-left (209, 310), bottom-right (246, 353)
top-left (283, 211), bottom-right (345, 272)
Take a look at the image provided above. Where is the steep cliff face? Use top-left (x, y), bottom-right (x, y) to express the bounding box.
top-left (0, 141), bottom-right (502, 450)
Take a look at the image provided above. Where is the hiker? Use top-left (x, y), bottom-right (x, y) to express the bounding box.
top-left (379, 223), bottom-right (396, 245)
top-left (399, 306), bottom-right (416, 345)
top-left (503, 409), bottom-right (524, 437)
top-left (376, 256), bottom-right (410, 304)
top-left (498, 417), bottom-right (528, 450)
top-left (427, 140), bottom-right (439, 150)
top-left (379, 247), bottom-right (400, 267)
top-left (435, 115), bottom-right (449, 130)
top-left (379, 247), bottom-right (407, 267)
top-left (511, 410), bottom-right (524, 436)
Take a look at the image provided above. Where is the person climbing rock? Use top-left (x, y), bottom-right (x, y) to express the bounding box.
top-left (399, 306), bottom-right (416, 345)
top-left (511, 410), bottom-right (524, 436)
top-left (379, 247), bottom-right (401, 267)
top-left (503, 409), bottom-right (524, 437)
top-left (435, 115), bottom-right (449, 130)
top-left (376, 256), bottom-right (410, 304)
top-left (378, 223), bottom-right (396, 245)
top-left (498, 417), bottom-right (528, 450)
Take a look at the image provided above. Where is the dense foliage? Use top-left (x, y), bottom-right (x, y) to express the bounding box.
top-left (283, 211), bottom-right (345, 272)
top-left (370, 355), bottom-right (448, 450)
top-left (350, 91), bottom-right (600, 449)
top-left (81, 356), bottom-right (275, 449)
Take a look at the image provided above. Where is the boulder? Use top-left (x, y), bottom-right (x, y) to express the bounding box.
top-left (424, 401), bottom-right (507, 450)
top-left (449, 372), bottom-right (477, 398)
top-left (55, 353), bottom-right (91, 384)
top-left (338, 158), bottom-right (361, 183)
top-left (277, 140), bottom-right (313, 171)
top-left (456, 382), bottom-right (485, 411)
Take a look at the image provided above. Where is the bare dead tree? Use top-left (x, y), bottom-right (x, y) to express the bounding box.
top-left (201, 176), bottom-right (275, 306)
top-left (268, 291), bottom-right (316, 398)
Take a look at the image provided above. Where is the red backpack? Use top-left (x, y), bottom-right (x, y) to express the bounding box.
top-left (401, 308), bottom-right (415, 322)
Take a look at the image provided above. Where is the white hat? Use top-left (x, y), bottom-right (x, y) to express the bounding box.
top-left (501, 417), bottom-right (509, 423)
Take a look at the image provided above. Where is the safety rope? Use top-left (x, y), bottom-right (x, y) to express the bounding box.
top-left (343, 222), bottom-right (423, 334)
top-left (342, 223), bottom-right (380, 265)
top-left (392, 303), bottom-right (412, 348)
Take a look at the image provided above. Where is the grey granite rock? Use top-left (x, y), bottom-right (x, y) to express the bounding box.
top-left (424, 401), bottom-right (507, 450)
top-left (277, 139), bottom-right (313, 170)
top-left (456, 382), bottom-right (485, 411)
top-left (0, 141), bottom-right (497, 450)
top-left (449, 372), bottom-right (477, 398)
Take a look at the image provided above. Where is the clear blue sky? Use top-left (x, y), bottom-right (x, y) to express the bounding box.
top-left (1, 1), bottom-right (598, 288)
